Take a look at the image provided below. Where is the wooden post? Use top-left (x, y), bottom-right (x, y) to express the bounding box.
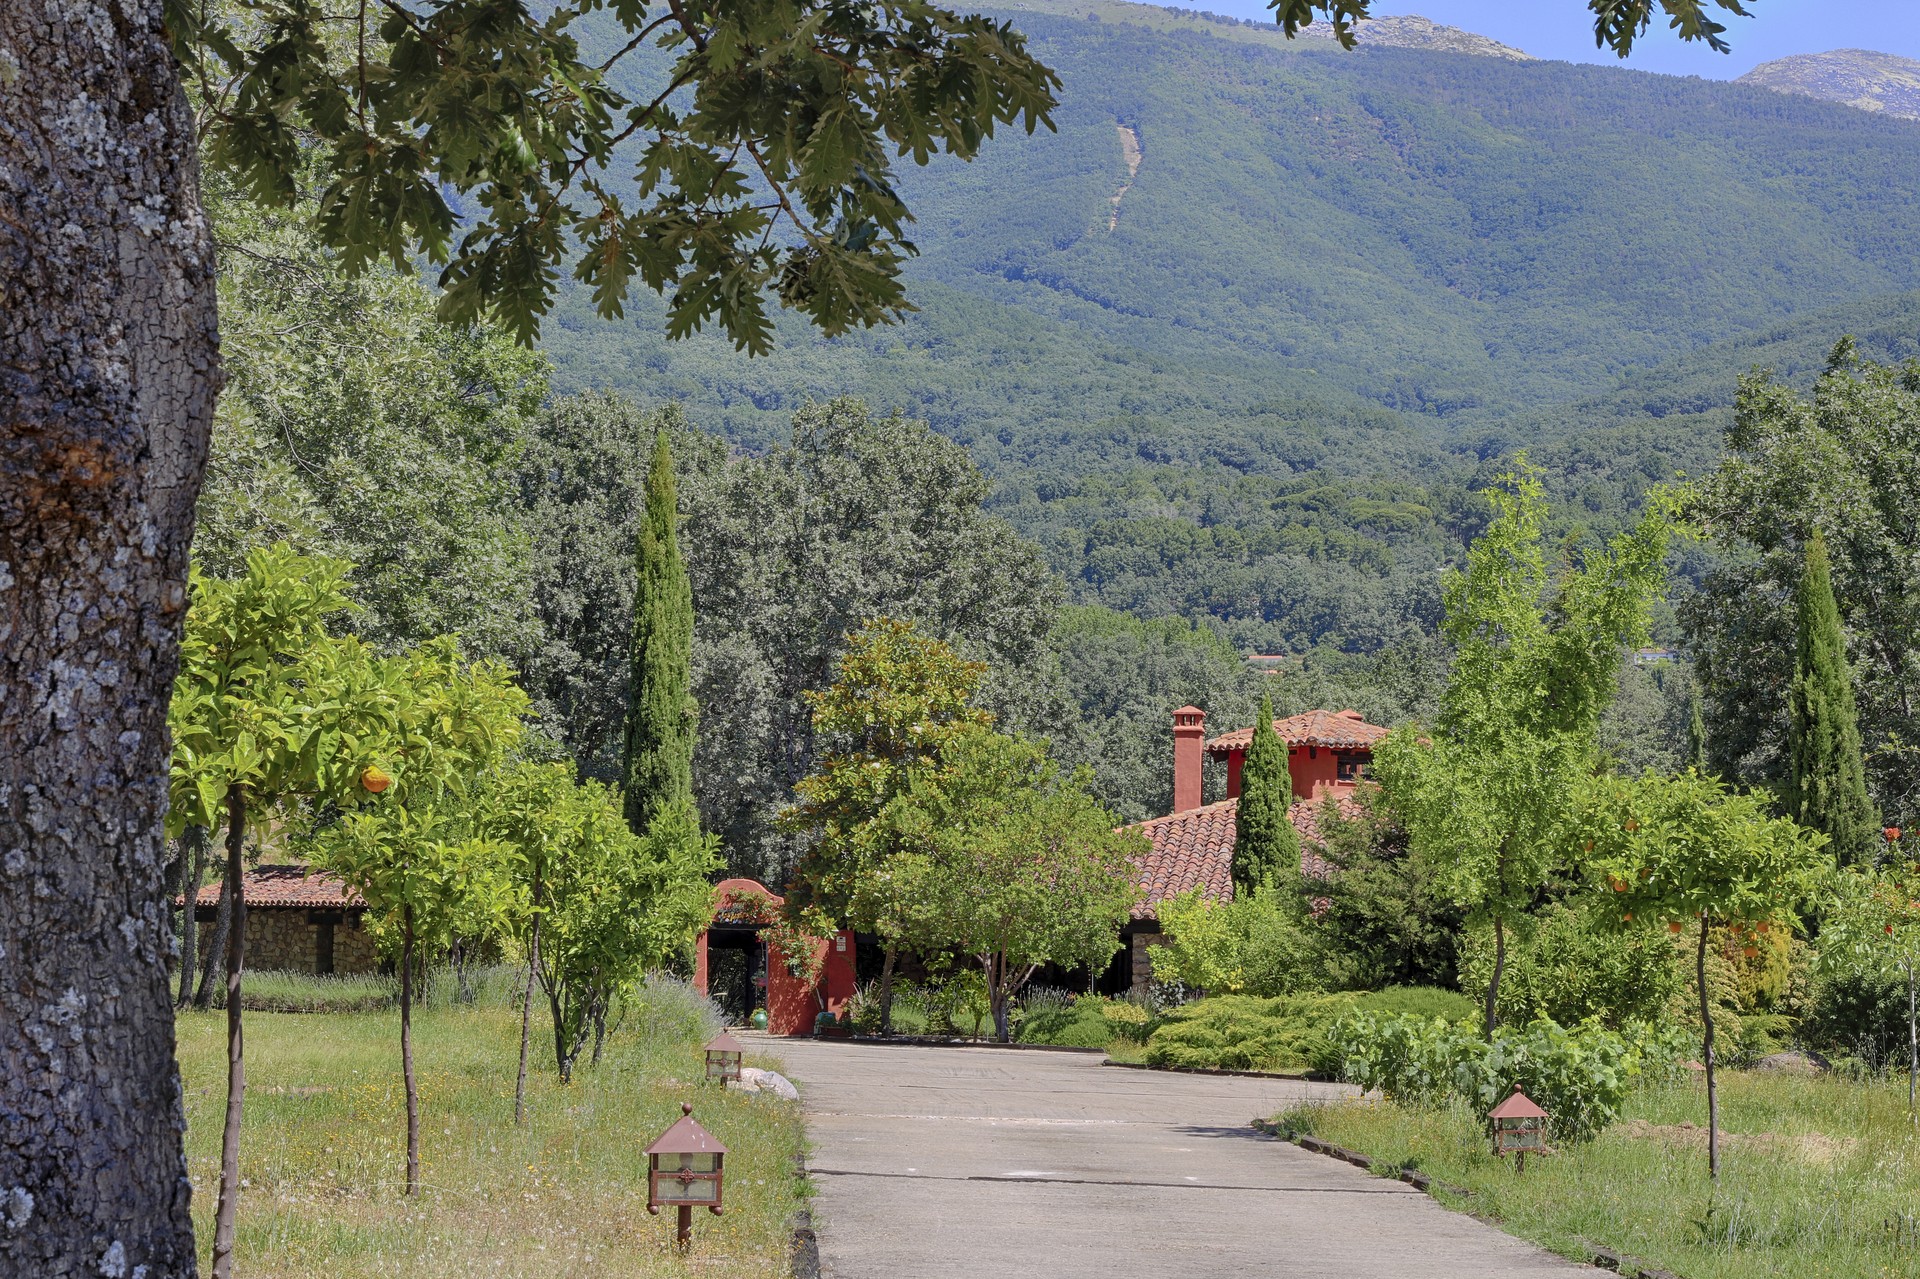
top-left (676, 1204), bottom-right (692, 1249)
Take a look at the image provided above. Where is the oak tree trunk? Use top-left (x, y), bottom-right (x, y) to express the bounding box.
top-left (211, 788), bottom-right (248, 1278)
top-left (401, 906), bottom-right (421, 1196)
top-left (0, 2), bottom-right (219, 1273)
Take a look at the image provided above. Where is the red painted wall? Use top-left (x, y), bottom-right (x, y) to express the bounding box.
top-left (1223, 744), bottom-right (1358, 801)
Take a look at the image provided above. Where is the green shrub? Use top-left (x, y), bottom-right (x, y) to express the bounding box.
top-left (1017, 994), bottom-right (1158, 1048)
top-left (1352, 986), bottom-right (1478, 1024)
top-left (1332, 1012), bottom-right (1688, 1144)
top-left (1144, 994), bottom-right (1356, 1075)
top-left (1459, 904), bottom-right (1685, 1030)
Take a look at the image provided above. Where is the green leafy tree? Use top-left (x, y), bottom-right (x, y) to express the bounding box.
top-left (1313, 789), bottom-right (1465, 991)
top-left (1148, 884), bottom-right (1321, 998)
top-left (481, 761), bottom-right (582, 1124)
top-left (1818, 863), bottom-right (1920, 1121)
top-left (685, 402), bottom-right (1063, 876)
top-left (621, 429), bottom-right (697, 834)
top-left (317, 639), bottom-right (528, 1195)
top-left (195, 176), bottom-right (548, 663)
top-left (1786, 533), bottom-right (1878, 865)
top-left (1232, 694), bottom-right (1299, 892)
top-left (886, 728), bottom-right (1143, 1040)
top-left (167, 544), bottom-right (390, 1272)
top-left (534, 788), bottom-right (717, 1081)
top-left (1574, 770), bottom-right (1830, 1178)
top-left (1684, 346), bottom-right (1920, 823)
top-left (1374, 462), bottom-right (1669, 1038)
top-left (787, 618), bottom-right (993, 1031)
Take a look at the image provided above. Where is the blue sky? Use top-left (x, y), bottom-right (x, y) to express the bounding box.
top-left (1161, 1), bottom-right (1920, 77)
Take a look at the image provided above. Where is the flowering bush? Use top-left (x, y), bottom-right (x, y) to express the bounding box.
top-left (1332, 1012), bottom-right (1688, 1144)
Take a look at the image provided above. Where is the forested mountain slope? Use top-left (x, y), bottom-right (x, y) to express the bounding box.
top-left (549, 3), bottom-right (1920, 426)
top-left (540, 3), bottom-right (1920, 653)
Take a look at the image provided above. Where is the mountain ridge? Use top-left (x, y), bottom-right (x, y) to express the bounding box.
top-left (1738, 48), bottom-right (1920, 121)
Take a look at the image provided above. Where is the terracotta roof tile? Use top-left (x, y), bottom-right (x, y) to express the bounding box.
top-left (189, 865), bottom-right (363, 910)
top-left (1126, 795), bottom-right (1365, 920)
top-left (1205, 708), bottom-right (1390, 753)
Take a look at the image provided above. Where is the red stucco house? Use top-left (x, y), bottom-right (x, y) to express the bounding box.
top-left (1121, 705), bottom-right (1388, 991)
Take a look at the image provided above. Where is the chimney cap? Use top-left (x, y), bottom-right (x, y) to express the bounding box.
top-left (1172, 705), bottom-right (1206, 717)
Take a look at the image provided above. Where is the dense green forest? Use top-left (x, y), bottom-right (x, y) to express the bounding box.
top-left (539, 1), bottom-right (1920, 667)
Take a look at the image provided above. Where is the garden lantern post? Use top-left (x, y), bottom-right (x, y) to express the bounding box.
top-left (645, 1103), bottom-right (727, 1249)
top-left (1489, 1089), bottom-right (1549, 1173)
top-left (704, 1031), bottom-right (745, 1084)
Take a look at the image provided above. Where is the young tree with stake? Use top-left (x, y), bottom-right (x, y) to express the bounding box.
top-left (1574, 770), bottom-right (1829, 1178)
top-left (167, 544), bottom-right (392, 1276)
top-left (317, 640), bottom-right (528, 1195)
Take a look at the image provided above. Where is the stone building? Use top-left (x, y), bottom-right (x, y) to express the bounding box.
top-left (193, 865), bottom-right (377, 975)
top-left (1121, 706), bottom-right (1386, 993)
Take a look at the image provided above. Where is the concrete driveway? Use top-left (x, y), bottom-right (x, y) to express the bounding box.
top-left (768, 1039), bottom-right (1587, 1279)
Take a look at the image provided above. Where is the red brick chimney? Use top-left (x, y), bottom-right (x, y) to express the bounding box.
top-left (1172, 705), bottom-right (1206, 813)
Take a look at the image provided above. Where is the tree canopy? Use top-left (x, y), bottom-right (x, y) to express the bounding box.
top-left (166, 0), bottom-right (1061, 348)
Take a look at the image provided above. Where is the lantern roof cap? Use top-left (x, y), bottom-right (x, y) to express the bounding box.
top-left (1488, 1089), bottom-right (1548, 1121)
top-left (645, 1103), bottom-right (729, 1156)
top-left (705, 1031), bottom-right (745, 1053)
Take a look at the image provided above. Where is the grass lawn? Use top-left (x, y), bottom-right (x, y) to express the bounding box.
top-left (1277, 1070), bottom-right (1920, 1279)
top-left (176, 981), bottom-right (806, 1278)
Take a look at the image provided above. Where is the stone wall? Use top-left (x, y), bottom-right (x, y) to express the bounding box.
top-left (197, 909), bottom-right (378, 975)
top-left (1130, 932), bottom-right (1165, 994)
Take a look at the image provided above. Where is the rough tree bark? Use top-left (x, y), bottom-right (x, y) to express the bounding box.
top-left (0, 2), bottom-right (220, 1275)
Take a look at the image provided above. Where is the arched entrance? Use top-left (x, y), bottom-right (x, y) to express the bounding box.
top-left (692, 878), bottom-right (855, 1036)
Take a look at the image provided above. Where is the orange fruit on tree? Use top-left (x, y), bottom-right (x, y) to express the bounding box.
top-left (1668, 921), bottom-right (1683, 934)
top-left (361, 765), bottom-right (392, 794)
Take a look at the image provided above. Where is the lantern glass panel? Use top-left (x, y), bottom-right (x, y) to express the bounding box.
top-left (661, 1153), bottom-right (718, 1174)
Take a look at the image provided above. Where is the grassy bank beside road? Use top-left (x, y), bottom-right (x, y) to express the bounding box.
top-left (176, 977), bottom-right (806, 1278)
top-left (1276, 1070), bottom-right (1920, 1279)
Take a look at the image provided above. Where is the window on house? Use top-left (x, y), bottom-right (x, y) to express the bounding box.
top-left (1337, 754), bottom-right (1367, 782)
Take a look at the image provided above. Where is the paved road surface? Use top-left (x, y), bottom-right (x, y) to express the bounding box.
top-left (768, 1039), bottom-right (1587, 1279)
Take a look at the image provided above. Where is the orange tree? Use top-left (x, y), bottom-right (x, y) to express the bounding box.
top-left (167, 543), bottom-right (395, 1273)
top-left (1573, 770), bottom-right (1830, 1178)
top-left (1818, 852), bottom-right (1920, 1120)
top-left (317, 639), bottom-right (527, 1194)
top-left (784, 618), bottom-right (991, 1032)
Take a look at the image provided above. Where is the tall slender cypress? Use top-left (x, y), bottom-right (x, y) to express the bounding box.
top-left (1785, 531), bottom-right (1876, 864)
top-left (1232, 693), bottom-right (1299, 892)
top-left (620, 429), bottom-right (696, 835)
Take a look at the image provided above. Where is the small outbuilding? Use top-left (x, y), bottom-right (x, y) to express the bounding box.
top-left (191, 864), bottom-right (376, 975)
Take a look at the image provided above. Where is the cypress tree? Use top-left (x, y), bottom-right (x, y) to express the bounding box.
top-left (1785, 531), bottom-right (1876, 864)
top-left (620, 429), bottom-right (696, 835)
top-left (1231, 693), bottom-right (1299, 892)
